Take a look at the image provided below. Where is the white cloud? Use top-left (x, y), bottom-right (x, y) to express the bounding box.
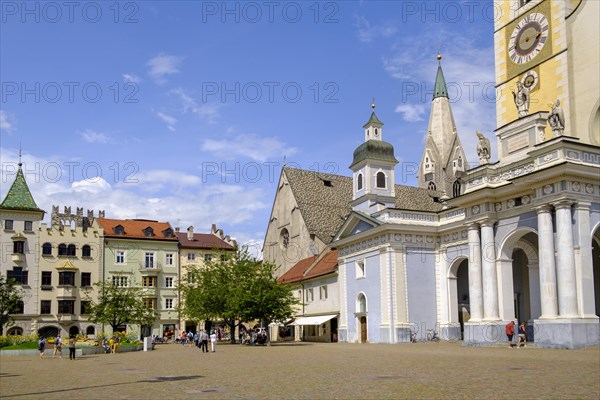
top-left (170, 88), bottom-right (221, 124)
top-left (157, 112), bottom-right (177, 131)
top-left (79, 129), bottom-right (113, 144)
top-left (201, 134), bottom-right (298, 162)
top-left (394, 104), bottom-right (428, 122)
top-left (0, 110), bottom-right (15, 133)
top-left (122, 73), bottom-right (141, 84)
top-left (354, 15), bottom-right (397, 43)
top-left (147, 53), bottom-right (182, 84)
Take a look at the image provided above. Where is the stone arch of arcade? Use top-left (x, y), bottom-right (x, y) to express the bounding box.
top-left (498, 228), bottom-right (541, 326)
top-left (447, 255), bottom-right (469, 338)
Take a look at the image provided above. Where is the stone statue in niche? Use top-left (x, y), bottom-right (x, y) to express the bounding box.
top-left (512, 81), bottom-right (530, 117)
top-left (547, 99), bottom-right (565, 137)
top-left (476, 131), bottom-right (491, 165)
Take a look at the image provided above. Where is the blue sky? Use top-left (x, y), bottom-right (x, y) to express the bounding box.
top-left (1, 1), bottom-right (496, 256)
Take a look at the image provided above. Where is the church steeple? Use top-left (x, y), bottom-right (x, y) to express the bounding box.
top-left (418, 54), bottom-right (467, 197)
top-left (433, 53), bottom-right (449, 100)
top-left (363, 100), bottom-right (384, 142)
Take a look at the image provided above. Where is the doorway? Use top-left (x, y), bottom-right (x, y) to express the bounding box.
top-left (360, 316), bottom-right (367, 343)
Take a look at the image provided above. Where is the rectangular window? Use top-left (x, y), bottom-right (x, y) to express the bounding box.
top-left (143, 276), bottom-right (157, 287)
top-left (165, 253), bottom-right (174, 265)
top-left (165, 277), bottom-right (174, 288)
top-left (80, 301), bottom-right (91, 314)
top-left (40, 300), bottom-right (51, 314)
top-left (7, 267), bottom-right (28, 285)
top-left (115, 251), bottom-right (125, 264)
top-left (143, 298), bottom-right (157, 309)
top-left (5, 220), bottom-right (14, 230)
top-left (81, 272), bottom-right (91, 287)
top-left (204, 254), bottom-right (213, 261)
top-left (145, 252), bottom-right (155, 268)
top-left (112, 276), bottom-right (128, 287)
top-left (58, 300), bottom-right (75, 314)
top-left (24, 221), bottom-right (33, 231)
top-left (356, 260), bottom-right (365, 279)
top-left (41, 271), bottom-right (52, 288)
top-left (305, 288), bottom-right (314, 302)
top-left (13, 241), bottom-right (24, 254)
top-left (187, 253), bottom-right (195, 261)
top-left (320, 285), bottom-right (328, 300)
top-left (187, 272), bottom-right (195, 284)
top-left (59, 271), bottom-right (75, 286)
top-left (165, 298), bottom-right (174, 309)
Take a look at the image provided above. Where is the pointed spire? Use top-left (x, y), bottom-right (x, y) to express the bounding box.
top-left (433, 52), bottom-right (448, 100)
top-left (363, 99), bottom-right (383, 128)
top-left (0, 162), bottom-right (43, 212)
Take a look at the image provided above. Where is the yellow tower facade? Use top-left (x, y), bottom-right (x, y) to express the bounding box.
top-left (494, 0), bottom-right (599, 145)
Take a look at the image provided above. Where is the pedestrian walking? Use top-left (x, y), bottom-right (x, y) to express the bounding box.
top-left (187, 331), bottom-right (194, 347)
top-left (194, 331), bottom-right (200, 348)
top-left (210, 330), bottom-right (217, 352)
top-left (68, 336), bottom-right (76, 360)
top-left (52, 336), bottom-right (62, 359)
top-left (505, 321), bottom-right (515, 348)
top-left (38, 337), bottom-right (46, 359)
top-left (517, 322), bottom-right (527, 348)
top-left (200, 329), bottom-right (209, 353)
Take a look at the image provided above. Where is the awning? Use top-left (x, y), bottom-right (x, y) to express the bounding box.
top-left (292, 314), bottom-right (337, 325)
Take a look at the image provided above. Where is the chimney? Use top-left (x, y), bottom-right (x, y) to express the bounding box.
top-left (175, 227), bottom-right (180, 233)
top-left (187, 226), bottom-right (194, 241)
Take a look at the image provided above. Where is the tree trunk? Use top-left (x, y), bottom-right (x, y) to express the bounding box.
top-left (229, 321), bottom-right (237, 344)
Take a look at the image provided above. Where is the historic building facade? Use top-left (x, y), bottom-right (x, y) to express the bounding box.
top-left (264, 0), bottom-right (599, 348)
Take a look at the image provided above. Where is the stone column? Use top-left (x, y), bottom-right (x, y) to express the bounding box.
top-left (481, 221), bottom-right (499, 320)
top-left (554, 200), bottom-right (578, 318)
top-left (467, 223), bottom-right (483, 321)
top-left (536, 205), bottom-right (558, 318)
top-left (575, 202), bottom-right (596, 317)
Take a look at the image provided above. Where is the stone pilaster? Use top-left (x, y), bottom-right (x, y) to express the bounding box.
top-left (536, 205), bottom-right (559, 318)
top-left (481, 221), bottom-right (499, 320)
top-left (467, 223), bottom-right (483, 321)
top-left (554, 200), bottom-right (578, 318)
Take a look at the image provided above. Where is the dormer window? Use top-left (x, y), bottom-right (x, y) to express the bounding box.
top-left (143, 227), bottom-right (154, 237)
top-left (357, 173), bottom-right (363, 191)
top-left (114, 225), bottom-right (125, 235)
top-left (163, 228), bottom-right (173, 238)
top-left (323, 180), bottom-right (333, 187)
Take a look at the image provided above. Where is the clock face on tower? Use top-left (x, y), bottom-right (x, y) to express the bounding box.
top-left (508, 12), bottom-right (549, 65)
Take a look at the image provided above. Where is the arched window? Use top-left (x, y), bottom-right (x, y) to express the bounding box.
top-left (69, 326), bottom-right (80, 336)
top-left (376, 171), bottom-right (386, 188)
top-left (58, 244), bottom-right (67, 256)
top-left (453, 180), bottom-right (462, 197)
top-left (7, 327), bottom-right (23, 336)
top-left (42, 243), bottom-right (52, 256)
top-left (357, 173), bottom-right (363, 191)
top-left (428, 181), bottom-right (436, 191)
top-left (82, 245), bottom-right (91, 257)
top-left (280, 228), bottom-right (289, 249)
top-left (86, 326), bottom-right (96, 336)
top-left (67, 244), bottom-right (76, 256)
top-left (358, 294), bottom-right (367, 313)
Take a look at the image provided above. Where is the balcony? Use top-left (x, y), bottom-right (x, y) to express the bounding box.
top-left (139, 262), bottom-right (162, 274)
top-left (11, 253), bottom-right (24, 263)
top-left (57, 286), bottom-right (77, 298)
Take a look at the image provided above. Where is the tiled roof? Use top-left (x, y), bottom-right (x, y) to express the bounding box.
top-left (283, 167), bottom-right (442, 244)
top-left (277, 250), bottom-right (338, 284)
top-left (0, 165), bottom-right (43, 212)
top-left (97, 218), bottom-right (177, 240)
top-left (176, 232), bottom-right (235, 250)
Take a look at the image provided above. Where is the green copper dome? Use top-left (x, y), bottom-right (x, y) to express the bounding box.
top-left (350, 140), bottom-right (398, 169)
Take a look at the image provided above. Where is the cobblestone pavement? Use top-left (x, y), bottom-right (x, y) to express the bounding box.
top-left (1, 341), bottom-right (599, 399)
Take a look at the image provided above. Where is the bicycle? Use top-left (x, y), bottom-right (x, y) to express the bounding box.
top-left (426, 329), bottom-right (440, 342)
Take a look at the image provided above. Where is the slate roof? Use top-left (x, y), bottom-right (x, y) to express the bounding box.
top-left (283, 167), bottom-right (443, 244)
top-left (278, 250), bottom-right (338, 284)
top-left (97, 218), bottom-right (177, 241)
top-left (0, 165), bottom-right (43, 212)
top-left (176, 232), bottom-right (235, 250)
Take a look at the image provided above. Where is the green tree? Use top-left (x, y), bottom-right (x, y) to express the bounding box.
top-left (0, 275), bottom-right (23, 335)
top-left (181, 250), bottom-right (298, 344)
top-left (85, 278), bottom-right (156, 333)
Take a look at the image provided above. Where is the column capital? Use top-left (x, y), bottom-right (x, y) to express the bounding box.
top-left (552, 199), bottom-right (575, 209)
top-left (480, 219), bottom-right (496, 228)
top-left (574, 201), bottom-right (591, 211)
top-left (535, 204), bottom-right (553, 214)
top-left (466, 222), bottom-right (480, 230)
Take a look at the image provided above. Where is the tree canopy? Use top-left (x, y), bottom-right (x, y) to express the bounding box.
top-left (85, 278), bottom-right (156, 333)
top-left (0, 275), bottom-right (23, 335)
top-left (180, 249), bottom-right (298, 343)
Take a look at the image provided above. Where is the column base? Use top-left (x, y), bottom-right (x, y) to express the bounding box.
top-left (533, 318), bottom-right (599, 349)
top-left (338, 328), bottom-right (348, 343)
top-left (463, 321), bottom-right (507, 346)
top-left (438, 324), bottom-right (462, 341)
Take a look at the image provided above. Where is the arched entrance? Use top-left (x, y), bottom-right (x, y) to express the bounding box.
top-left (38, 326), bottom-right (60, 338)
top-left (448, 257), bottom-right (469, 339)
top-left (356, 293), bottom-right (367, 343)
top-left (69, 326), bottom-right (79, 337)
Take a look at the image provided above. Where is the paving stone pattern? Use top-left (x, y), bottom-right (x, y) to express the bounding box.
top-left (1, 342), bottom-right (599, 399)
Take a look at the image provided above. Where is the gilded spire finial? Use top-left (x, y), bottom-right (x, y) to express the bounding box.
top-left (437, 44), bottom-right (442, 62)
top-left (371, 97), bottom-right (376, 110)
